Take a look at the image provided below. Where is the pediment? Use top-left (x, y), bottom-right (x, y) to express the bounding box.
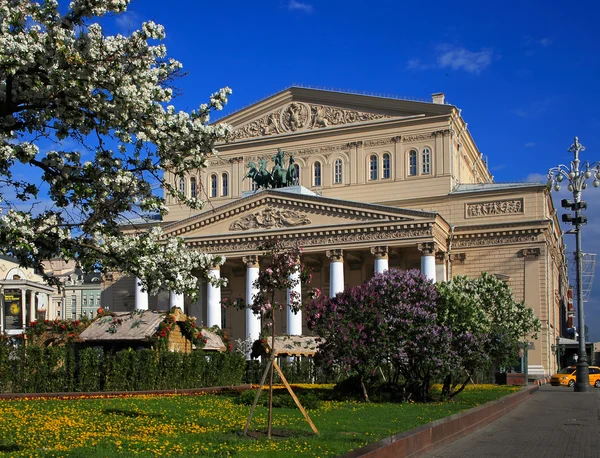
top-left (220, 87), bottom-right (454, 142)
top-left (162, 189), bottom-right (437, 240)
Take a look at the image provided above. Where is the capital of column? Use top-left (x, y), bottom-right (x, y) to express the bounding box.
top-left (370, 246), bottom-right (389, 260)
top-left (435, 251), bottom-right (448, 263)
top-left (449, 253), bottom-right (466, 264)
top-left (242, 255), bottom-right (259, 268)
top-left (209, 262), bottom-right (221, 271)
top-left (326, 249), bottom-right (344, 262)
top-left (521, 248), bottom-right (541, 260)
top-left (417, 242), bottom-right (436, 256)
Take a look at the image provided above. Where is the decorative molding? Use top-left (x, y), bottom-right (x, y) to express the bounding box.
top-left (370, 246), bottom-right (389, 260)
top-left (229, 208), bottom-right (311, 231)
top-left (364, 138), bottom-right (394, 147)
top-left (453, 234), bottom-right (539, 248)
top-left (326, 249), bottom-right (344, 262)
top-left (448, 253), bottom-right (466, 264)
top-left (403, 133), bottom-right (434, 143)
top-left (392, 136), bottom-right (402, 143)
top-left (521, 248), bottom-right (541, 260)
top-left (189, 227), bottom-right (433, 252)
top-left (229, 103), bottom-right (393, 141)
top-left (242, 255), bottom-right (259, 268)
top-left (417, 242), bottom-right (436, 255)
top-left (465, 199), bottom-right (524, 218)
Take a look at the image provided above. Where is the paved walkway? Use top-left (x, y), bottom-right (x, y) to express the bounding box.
top-left (422, 385), bottom-right (600, 458)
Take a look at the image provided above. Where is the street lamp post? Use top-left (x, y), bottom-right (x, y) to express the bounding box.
top-left (547, 137), bottom-right (599, 392)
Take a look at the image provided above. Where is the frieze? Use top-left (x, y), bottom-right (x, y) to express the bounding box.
top-left (229, 208), bottom-right (311, 231)
top-left (229, 103), bottom-right (393, 141)
top-left (403, 133), bottom-right (434, 143)
top-left (453, 234), bottom-right (538, 248)
top-left (191, 227), bottom-right (432, 252)
top-left (466, 199), bottom-right (524, 218)
top-left (363, 138), bottom-right (394, 147)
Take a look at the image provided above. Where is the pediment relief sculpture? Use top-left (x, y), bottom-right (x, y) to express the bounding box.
top-left (229, 208), bottom-right (311, 231)
top-left (229, 102), bottom-right (393, 140)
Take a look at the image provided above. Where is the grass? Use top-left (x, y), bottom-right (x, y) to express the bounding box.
top-left (0, 384), bottom-right (520, 457)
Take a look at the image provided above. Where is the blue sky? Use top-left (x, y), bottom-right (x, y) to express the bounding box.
top-left (57, 1), bottom-right (600, 338)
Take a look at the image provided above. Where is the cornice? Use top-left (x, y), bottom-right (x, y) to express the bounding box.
top-left (162, 190), bottom-right (438, 237)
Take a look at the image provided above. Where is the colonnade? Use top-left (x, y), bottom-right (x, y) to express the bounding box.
top-left (133, 243), bottom-right (441, 350)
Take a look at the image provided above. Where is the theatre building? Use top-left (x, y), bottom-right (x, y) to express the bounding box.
top-left (102, 87), bottom-right (569, 377)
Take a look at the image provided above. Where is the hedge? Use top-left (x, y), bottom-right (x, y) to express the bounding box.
top-left (0, 340), bottom-right (246, 394)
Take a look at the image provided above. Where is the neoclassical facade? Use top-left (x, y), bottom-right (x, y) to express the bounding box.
top-left (104, 87), bottom-right (569, 377)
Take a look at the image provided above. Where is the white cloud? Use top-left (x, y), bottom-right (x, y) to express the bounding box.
top-left (407, 45), bottom-right (495, 75)
top-left (288, 0), bottom-right (313, 12)
top-left (436, 46), bottom-right (494, 75)
top-left (512, 97), bottom-right (558, 119)
top-left (524, 142), bottom-right (536, 148)
top-left (538, 38), bottom-right (552, 47)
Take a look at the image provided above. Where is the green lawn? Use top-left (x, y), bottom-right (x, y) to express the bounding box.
top-left (0, 385), bottom-right (519, 457)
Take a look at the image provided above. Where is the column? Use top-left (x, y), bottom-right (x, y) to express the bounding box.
top-left (134, 277), bottom-right (149, 311)
top-left (418, 242), bottom-right (437, 282)
top-left (371, 246), bottom-right (389, 274)
top-left (29, 291), bottom-right (35, 324)
top-left (287, 261), bottom-right (302, 336)
top-left (169, 274), bottom-right (184, 310)
top-left (21, 289), bottom-right (26, 328)
top-left (436, 252), bottom-right (448, 283)
top-left (326, 249), bottom-right (344, 296)
top-left (243, 255), bottom-right (261, 359)
top-left (206, 263), bottom-right (222, 328)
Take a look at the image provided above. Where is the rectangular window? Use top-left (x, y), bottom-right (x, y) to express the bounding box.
top-left (383, 154), bottom-right (391, 179)
top-left (334, 160), bottom-right (343, 184)
top-left (409, 151), bottom-right (417, 176)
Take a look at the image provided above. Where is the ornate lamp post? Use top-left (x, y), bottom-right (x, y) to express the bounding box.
top-left (547, 137), bottom-right (600, 392)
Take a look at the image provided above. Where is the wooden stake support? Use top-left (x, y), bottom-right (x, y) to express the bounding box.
top-left (242, 356), bottom-right (319, 436)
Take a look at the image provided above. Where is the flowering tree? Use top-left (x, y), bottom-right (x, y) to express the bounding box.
top-left (236, 242), bottom-right (314, 438)
top-left (435, 273), bottom-right (541, 398)
top-left (307, 269), bottom-right (454, 402)
top-left (0, 0), bottom-right (232, 296)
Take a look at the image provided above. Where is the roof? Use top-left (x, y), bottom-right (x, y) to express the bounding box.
top-left (79, 310), bottom-right (165, 342)
top-left (451, 182), bottom-right (546, 194)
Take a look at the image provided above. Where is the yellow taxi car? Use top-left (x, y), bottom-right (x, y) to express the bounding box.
top-left (550, 366), bottom-right (600, 387)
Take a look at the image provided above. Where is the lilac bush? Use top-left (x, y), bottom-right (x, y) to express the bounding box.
top-left (307, 269), bottom-right (455, 401)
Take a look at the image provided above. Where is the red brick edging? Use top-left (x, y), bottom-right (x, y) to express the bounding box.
top-left (342, 384), bottom-right (539, 458)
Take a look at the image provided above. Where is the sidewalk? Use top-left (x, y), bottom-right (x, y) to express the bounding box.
top-left (421, 384), bottom-right (600, 458)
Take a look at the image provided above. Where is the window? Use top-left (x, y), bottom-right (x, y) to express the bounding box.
top-left (409, 150), bottom-right (417, 176)
top-left (222, 173), bottom-right (229, 196)
top-left (210, 174), bottom-right (217, 198)
top-left (293, 164), bottom-right (300, 185)
top-left (190, 177), bottom-right (197, 198)
top-left (251, 179), bottom-right (258, 191)
top-left (370, 155), bottom-right (378, 180)
top-left (179, 178), bottom-right (185, 195)
top-left (422, 147), bottom-right (431, 174)
top-left (383, 153), bottom-right (391, 179)
top-left (90, 297), bottom-right (94, 306)
top-left (314, 161), bottom-right (322, 186)
top-left (334, 159), bottom-right (343, 184)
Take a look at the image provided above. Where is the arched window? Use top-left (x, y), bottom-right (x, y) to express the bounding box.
top-left (408, 150), bottom-right (417, 176)
top-left (314, 161), bottom-right (322, 186)
top-left (383, 153), bottom-right (391, 179)
top-left (422, 147), bottom-right (431, 174)
top-left (293, 164), bottom-right (300, 185)
top-left (370, 155), bottom-right (378, 180)
top-left (210, 174), bottom-right (217, 198)
top-left (222, 173), bottom-right (229, 196)
top-left (179, 177), bottom-right (186, 195)
top-left (190, 177), bottom-right (197, 198)
top-left (251, 180), bottom-right (258, 191)
top-left (334, 159), bottom-right (343, 184)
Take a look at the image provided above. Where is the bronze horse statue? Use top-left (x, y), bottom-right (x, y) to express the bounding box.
top-left (244, 150), bottom-right (298, 191)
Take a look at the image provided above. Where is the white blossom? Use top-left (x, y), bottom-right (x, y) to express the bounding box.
top-left (0, 0), bottom-right (232, 294)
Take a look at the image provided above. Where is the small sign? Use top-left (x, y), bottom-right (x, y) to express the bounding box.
top-left (4, 289), bottom-right (22, 329)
